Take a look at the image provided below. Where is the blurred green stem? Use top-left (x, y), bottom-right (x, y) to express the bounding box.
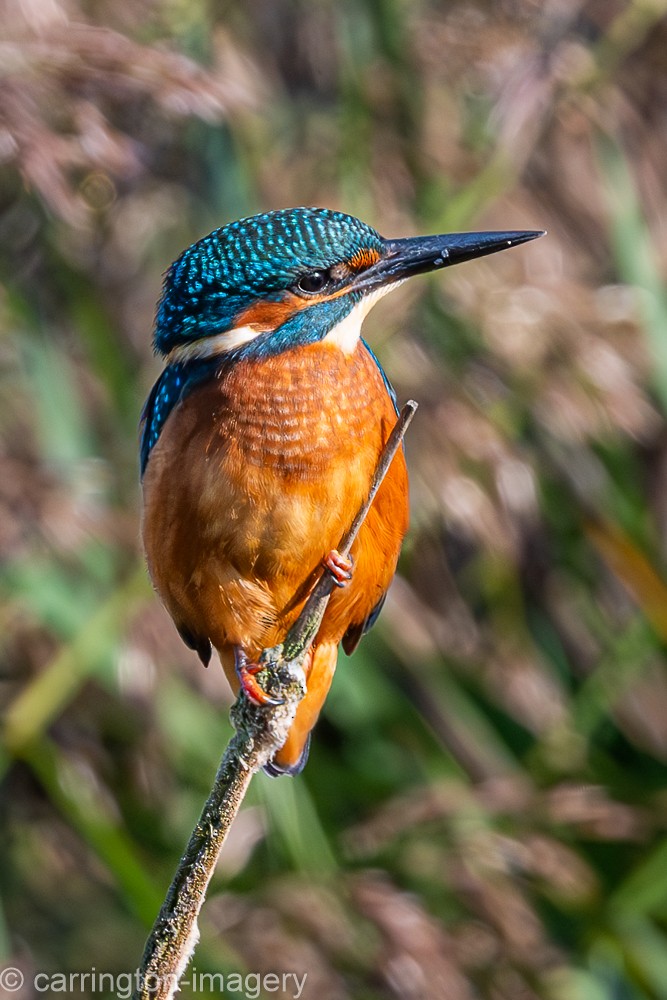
top-left (2, 565), bottom-right (150, 760)
top-left (599, 133), bottom-right (667, 415)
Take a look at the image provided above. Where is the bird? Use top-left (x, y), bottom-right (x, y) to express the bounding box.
top-left (140, 207), bottom-right (543, 776)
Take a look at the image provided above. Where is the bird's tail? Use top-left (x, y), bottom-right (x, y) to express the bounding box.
top-left (263, 641), bottom-right (338, 776)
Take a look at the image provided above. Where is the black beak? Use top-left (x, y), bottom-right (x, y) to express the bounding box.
top-left (355, 229), bottom-right (545, 291)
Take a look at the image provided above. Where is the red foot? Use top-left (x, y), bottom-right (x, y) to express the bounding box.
top-left (234, 648), bottom-right (285, 707)
top-left (323, 549), bottom-right (353, 588)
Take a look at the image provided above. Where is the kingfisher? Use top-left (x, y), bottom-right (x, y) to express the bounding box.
top-left (140, 207), bottom-right (542, 775)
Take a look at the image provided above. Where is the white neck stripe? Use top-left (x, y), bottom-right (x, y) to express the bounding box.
top-left (165, 324), bottom-right (261, 365)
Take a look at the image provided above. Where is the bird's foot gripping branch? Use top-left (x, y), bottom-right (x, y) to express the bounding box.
top-left (132, 400), bottom-right (417, 1000)
top-left (230, 652), bottom-right (307, 756)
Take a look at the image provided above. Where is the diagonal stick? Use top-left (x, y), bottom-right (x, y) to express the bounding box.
top-left (281, 399), bottom-right (417, 661)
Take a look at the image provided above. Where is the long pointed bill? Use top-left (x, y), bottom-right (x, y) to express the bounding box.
top-left (355, 229), bottom-right (545, 291)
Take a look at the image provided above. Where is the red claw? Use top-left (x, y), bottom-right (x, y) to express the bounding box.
top-left (234, 648), bottom-right (285, 706)
top-left (323, 549), bottom-right (353, 588)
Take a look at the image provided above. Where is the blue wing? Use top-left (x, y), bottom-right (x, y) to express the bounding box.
top-left (140, 359), bottom-right (220, 476)
top-left (140, 367), bottom-right (181, 475)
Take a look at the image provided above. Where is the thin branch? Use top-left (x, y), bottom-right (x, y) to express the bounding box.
top-left (132, 400), bottom-right (418, 1000)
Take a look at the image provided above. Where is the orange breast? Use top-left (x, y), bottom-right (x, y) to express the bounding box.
top-left (142, 338), bottom-right (409, 671)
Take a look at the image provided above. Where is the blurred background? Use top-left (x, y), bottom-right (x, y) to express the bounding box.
top-left (2, 0), bottom-right (667, 997)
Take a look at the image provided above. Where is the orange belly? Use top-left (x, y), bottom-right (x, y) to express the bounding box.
top-left (142, 338), bottom-right (409, 768)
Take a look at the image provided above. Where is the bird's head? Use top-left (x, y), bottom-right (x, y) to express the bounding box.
top-left (155, 207), bottom-right (543, 363)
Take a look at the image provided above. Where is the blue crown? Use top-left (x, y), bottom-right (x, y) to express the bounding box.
top-left (154, 207), bottom-right (383, 354)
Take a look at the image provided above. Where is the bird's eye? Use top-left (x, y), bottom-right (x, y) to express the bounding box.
top-left (296, 270), bottom-right (331, 294)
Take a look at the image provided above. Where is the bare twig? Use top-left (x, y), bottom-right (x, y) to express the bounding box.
top-left (132, 400), bottom-right (418, 1000)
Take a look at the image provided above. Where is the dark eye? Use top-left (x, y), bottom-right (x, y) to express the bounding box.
top-left (296, 270), bottom-right (331, 294)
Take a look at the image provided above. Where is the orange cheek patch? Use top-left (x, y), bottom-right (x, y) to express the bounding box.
top-left (235, 294), bottom-right (303, 329)
top-left (237, 289), bottom-right (352, 326)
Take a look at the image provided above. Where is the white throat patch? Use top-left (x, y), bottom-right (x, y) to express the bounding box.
top-left (324, 285), bottom-right (398, 355)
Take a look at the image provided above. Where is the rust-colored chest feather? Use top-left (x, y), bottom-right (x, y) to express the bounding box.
top-left (206, 340), bottom-right (393, 475)
top-left (142, 339), bottom-right (408, 658)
